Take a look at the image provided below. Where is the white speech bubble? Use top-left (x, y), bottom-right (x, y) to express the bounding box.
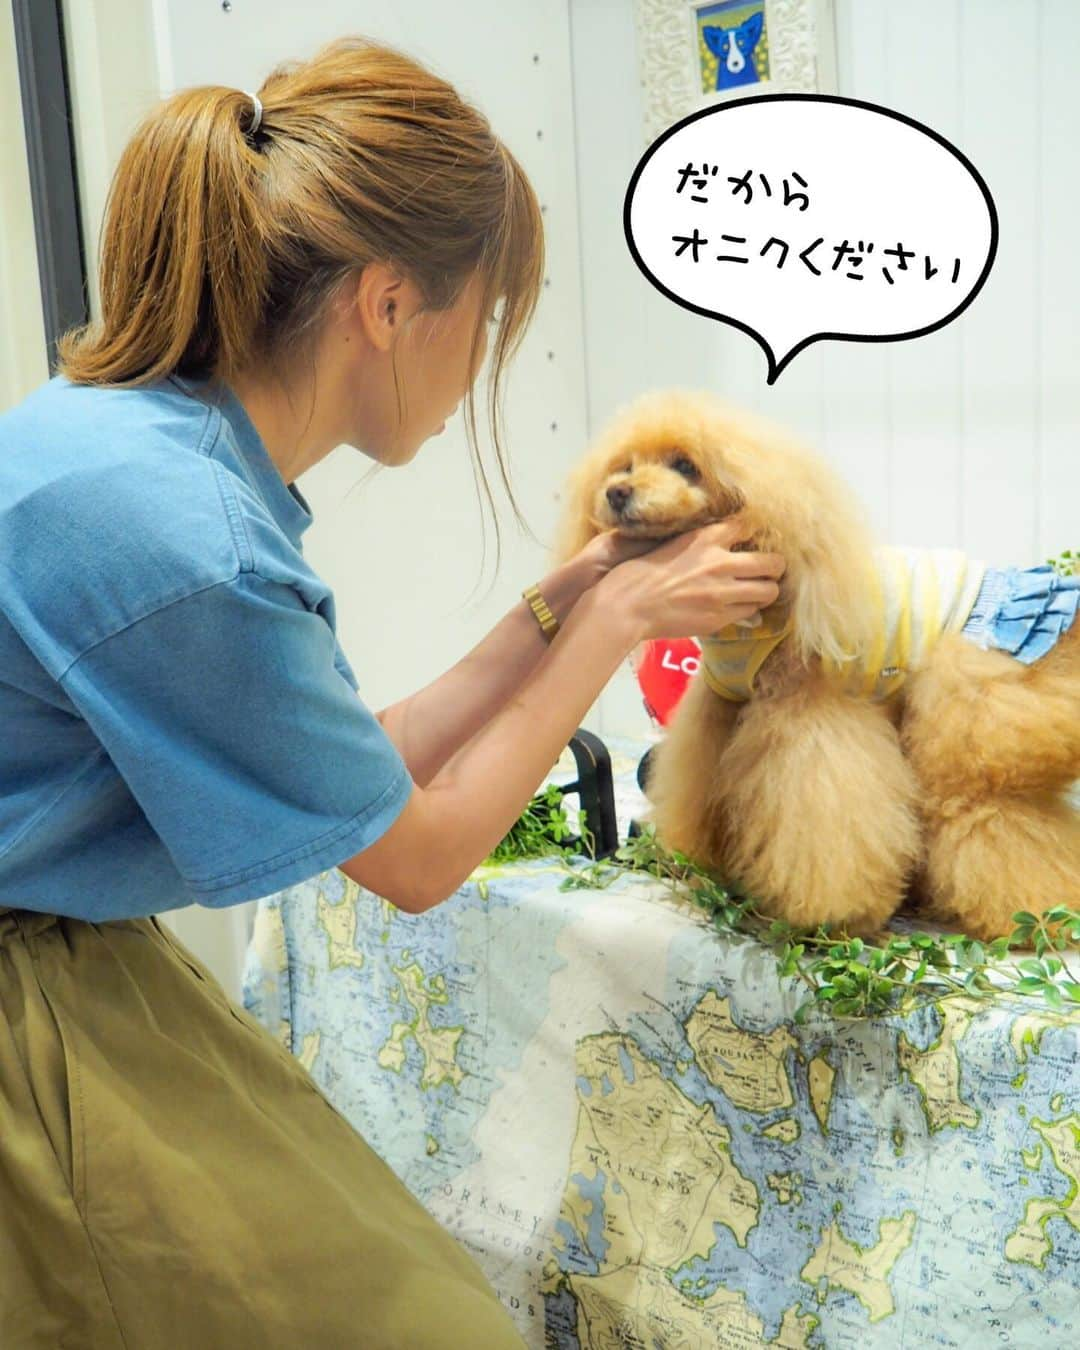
top-left (624, 95), bottom-right (998, 383)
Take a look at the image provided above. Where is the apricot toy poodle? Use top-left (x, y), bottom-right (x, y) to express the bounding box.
top-left (554, 389), bottom-right (1080, 941)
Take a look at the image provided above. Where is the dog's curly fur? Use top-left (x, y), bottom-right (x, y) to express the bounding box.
top-left (554, 388), bottom-right (1080, 941)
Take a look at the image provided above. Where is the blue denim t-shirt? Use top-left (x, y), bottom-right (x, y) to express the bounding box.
top-left (0, 374), bottom-right (413, 921)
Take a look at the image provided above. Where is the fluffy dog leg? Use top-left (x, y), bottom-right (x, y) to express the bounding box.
top-left (647, 674), bottom-right (741, 865)
top-left (917, 796), bottom-right (1080, 942)
top-left (712, 688), bottom-right (922, 937)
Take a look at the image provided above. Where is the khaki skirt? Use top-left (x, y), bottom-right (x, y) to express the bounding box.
top-left (0, 906), bottom-right (524, 1349)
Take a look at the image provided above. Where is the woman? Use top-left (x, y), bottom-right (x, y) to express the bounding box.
top-left (0, 36), bottom-right (784, 1347)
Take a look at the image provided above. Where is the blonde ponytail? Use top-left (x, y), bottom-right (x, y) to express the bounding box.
top-left (60, 86), bottom-right (268, 383)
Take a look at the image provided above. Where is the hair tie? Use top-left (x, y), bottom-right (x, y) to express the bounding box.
top-left (243, 90), bottom-right (263, 136)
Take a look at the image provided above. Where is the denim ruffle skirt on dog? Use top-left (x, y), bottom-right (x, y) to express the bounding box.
top-left (960, 565), bottom-right (1080, 664)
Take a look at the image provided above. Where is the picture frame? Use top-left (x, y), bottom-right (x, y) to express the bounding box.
top-left (635, 0), bottom-right (838, 143)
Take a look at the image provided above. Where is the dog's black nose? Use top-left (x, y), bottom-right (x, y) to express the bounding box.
top-left (606, 484), bottom-right (632, 512)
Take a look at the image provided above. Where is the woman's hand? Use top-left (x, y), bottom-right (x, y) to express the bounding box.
top-left (595, 519), bottom-right (786, 641)
top-left (530, 530), bottom-right (663, 627)
top-left (571, 528), bottom-right (669, 580)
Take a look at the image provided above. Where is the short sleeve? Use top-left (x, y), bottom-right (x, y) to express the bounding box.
top-left (58, 569), bottom-right (413, 907)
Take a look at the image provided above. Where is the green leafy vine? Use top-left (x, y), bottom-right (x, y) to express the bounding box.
top-left (484, 783), bottom-right (595, 864)
top-left (484, 806), bottom-right (1080, 1024)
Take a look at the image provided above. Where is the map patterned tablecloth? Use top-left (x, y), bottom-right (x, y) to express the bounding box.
top-left (242, 737), bottom-right (1080, 1348)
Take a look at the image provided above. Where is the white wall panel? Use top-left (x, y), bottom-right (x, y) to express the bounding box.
top-left (877, 0), bottom-right (964, 550)
top-left (0, 4), bottom-right (48, 405)
top-left (1039, 0), bottom-right (1080, 561)
top-left (819, 0), bottom-right (891, 535)
top-left (955, 0), bottom-right (1042, 564)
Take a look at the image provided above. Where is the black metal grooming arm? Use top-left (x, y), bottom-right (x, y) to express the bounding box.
top-left (553, 728), bottom-right (620, 860)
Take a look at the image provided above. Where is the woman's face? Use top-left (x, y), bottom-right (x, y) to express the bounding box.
top-left (345, 268), bottom-right (491, 466)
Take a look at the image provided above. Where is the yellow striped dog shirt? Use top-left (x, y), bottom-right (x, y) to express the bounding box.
top-left (698, 547), bottom-right (987, 703)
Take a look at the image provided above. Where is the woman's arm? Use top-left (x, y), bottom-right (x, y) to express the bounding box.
top-left (344, 576), bottom-right (642, 909)
top-left (342, 520), bottom-right (783, 912)
top-left (374, 552), bottom-right (606, 788)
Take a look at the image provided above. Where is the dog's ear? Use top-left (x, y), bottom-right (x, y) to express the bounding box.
top-left (785, 537), bottom-right (880, 668)
top-left (550, 459), bottom-right (603, 566)
top-left (749, 475), bottom-right (879, 667)
top-left (701, 406), bottom-right (881, 666)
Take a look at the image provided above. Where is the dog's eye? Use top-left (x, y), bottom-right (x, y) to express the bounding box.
top-left (670, 455), bottom-right (700, 479)
top-left (614, 462), bottom-right (632, 475)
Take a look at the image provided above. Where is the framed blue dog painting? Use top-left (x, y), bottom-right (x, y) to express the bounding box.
top-left (636, 0), bottom-right (838, 142)
top-left (692, 0), bottom-right (770, 95)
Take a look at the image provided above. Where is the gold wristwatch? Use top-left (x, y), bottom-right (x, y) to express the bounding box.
top-left (522, 583), bottom-right (559, 643)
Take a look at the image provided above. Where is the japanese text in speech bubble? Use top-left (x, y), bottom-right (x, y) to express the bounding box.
top-left (624, 95), bottom-right (998, 384)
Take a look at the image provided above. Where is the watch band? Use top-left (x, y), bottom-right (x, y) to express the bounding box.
top-left (522, 583), bottom-right (560, 643)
